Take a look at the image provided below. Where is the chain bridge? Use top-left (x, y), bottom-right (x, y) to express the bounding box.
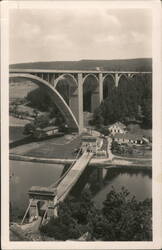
top-left (21, 149), bottom-right (93, 226)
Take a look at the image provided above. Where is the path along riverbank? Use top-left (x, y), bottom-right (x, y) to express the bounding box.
top-left (9, 153), bottom-right (152, 169)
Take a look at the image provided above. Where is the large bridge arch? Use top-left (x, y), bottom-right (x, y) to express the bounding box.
top-left (9, 73), bottom-right (79, 131)
top-left (54, 74), bottom-right (79, 123)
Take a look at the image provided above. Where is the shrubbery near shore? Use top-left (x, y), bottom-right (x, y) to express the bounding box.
top-left (40, 187), bottom-right (152, 241)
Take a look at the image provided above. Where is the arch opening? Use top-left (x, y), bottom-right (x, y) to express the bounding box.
top-left (83, 74), bottom-right (99, 113)
top-left (9, 73), bottom-right (79, 131)
top-left (103, 75), bottom-right (115, 100)
top-left (55, 74), bottom-right (79, 123)
top-left (118, 74), bottom-right (128, 88)
top-left (82, 74), bottom-right (99, 128)
top-left (55, 75), bottom-right (78, 106)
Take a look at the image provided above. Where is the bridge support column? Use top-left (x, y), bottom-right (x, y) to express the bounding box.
top-left (91, 91), bottom-right (100, 113)
top-left (28, 200), bottom-right (39, 222)
top-left (50, 74), bottom-right (56, 87)
top-left (69, 90), bottom-right (79, 122)
top-left (115, 73), bottom-right (120, 87)
top-left (99, 73), bottom-right (103, 103)
top-left (78, 73), bottom-right (84, 133)
top-left (47, 196), bottom-right (58, 218)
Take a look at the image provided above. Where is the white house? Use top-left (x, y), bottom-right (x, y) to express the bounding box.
top-left (113, 132), bottom-right (144, 145)
top-left (108, 122), bottom-right (127, 135)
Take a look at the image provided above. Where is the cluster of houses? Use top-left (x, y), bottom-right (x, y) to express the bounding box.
top-left (81, 134), bottom-right (107, 156)
top-left (79, 121), bottom-right (150, 158)
top-left (108, 122), bottom-right (148, 145)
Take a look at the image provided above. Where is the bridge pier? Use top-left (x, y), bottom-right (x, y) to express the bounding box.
top-left (28, 200), bottom-right (39, 222)
top-left (99, 73), bottom-right (103, 103)
top-left (47, 196), bottom-right (58, 218)
top-left (115, 73), bottom-right (120, 87)
top-left (78, 73), bottom-right (84, 134)
top-left (91, 90), bottom-right (100, 113)
top-left (49, 74), bottom-right (56, 87)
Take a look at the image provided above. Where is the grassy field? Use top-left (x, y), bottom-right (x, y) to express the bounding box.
top-left (25, 135), bottom-right (82, 159)
top-left (9, 126), bottom-right (27, 143)
top-left (10, 116), bottom-right (30, 127)
top-left (10, 81), bottom-right (37, 101)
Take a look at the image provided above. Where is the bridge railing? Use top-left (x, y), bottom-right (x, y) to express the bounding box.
top-left (49, 146), bottom-right (84, 189)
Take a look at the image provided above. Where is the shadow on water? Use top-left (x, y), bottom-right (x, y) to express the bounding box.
top-left (69, 166), bottom-right (93, 198)
top-left (60, 164), bottom-right (70, 177)
top-left (108, 167), bottom-right (152, 179)
top-left (68, 166), bottom-right (152, 200)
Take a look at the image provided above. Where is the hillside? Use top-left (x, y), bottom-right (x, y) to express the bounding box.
top-left (10, 58), bottom-right (152, 72)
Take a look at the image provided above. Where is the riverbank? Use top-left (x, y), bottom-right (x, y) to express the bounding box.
top-left (10, 132), bottom-right (81, 158)
top-left (9, 153), bottom-right (152, 169)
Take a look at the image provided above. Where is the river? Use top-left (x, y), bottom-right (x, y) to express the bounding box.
top-left (10, 160), bottom-right (152, 219)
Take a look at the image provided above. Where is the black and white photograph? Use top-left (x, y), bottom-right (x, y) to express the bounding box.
top-left (1, 0), bottom-right (162, 249)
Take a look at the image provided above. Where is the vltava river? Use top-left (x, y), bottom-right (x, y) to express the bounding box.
top-left (10, 160), bottom-right (152, 218)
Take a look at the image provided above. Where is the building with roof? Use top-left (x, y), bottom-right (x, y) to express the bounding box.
top-left (113, 132), bottom-right (144, 145)
top-left (33, 126), bottom-right (59, 139)
top-left (108, 122), bottom-right (127, 135)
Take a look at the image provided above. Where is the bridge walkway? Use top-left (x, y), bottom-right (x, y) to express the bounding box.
top-left (40, 150), bottom-right (93, 213)
top-left (57, 151), bottom-right (93, 202)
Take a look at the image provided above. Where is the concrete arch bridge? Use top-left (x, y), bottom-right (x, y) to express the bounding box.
top-left (9, 69), bottom-right (152, 133)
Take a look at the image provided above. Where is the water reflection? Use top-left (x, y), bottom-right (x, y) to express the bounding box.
top-left (10, 160), bottom-right (64, 219)
top-left (10, 160), bottom-right (152, 218)
top-left (69, 166), bottom-right (152, 209)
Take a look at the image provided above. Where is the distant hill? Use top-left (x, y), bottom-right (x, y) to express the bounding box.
top-left (10, 58), bottom-right (152, 72)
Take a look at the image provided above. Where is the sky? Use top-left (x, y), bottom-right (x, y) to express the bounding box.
top-left (9, 7), bottom-right (152, 64)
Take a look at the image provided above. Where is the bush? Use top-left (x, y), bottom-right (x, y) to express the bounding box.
top-left (23, 123), bottom-right (36, 135)
top-left (34, 115), bottom-right (50, 129)
top-left (40, 187), bottom-right (152, 241)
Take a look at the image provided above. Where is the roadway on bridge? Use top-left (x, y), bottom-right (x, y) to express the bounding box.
top-left (57, 151), bottom-right (93, 202)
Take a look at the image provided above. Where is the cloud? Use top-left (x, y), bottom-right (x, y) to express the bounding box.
top-left (130, 31), bottom-right (146, 43)
top-left (9, 8), bottom-right (152, 63)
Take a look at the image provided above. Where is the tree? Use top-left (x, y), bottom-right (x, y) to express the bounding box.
top-left (40, 187), bottom-right (152, 241)
top-left (98, 126), bottom-right (110, 136)
top-left (40, 213), bottom-right (80, 240)
top-left (91, 74), bottom-right (152, 129)
top-left (23, 123), bottom-right (36, 135)
top-left (92, 106), bottom-right (104, 128)
top-left (34, 114), bottom-right (50, 128)
top-left (26, 88), bottom-right (52, 111)
top-left (141, 98), bottom-right (152, 128)
top-left (102, 186), bottom-right (152, 241)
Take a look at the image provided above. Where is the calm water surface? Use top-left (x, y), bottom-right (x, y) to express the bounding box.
top-left (10, 160), bottom-right (152, 217)
top-left (10, 160), bottom-right (64, 216)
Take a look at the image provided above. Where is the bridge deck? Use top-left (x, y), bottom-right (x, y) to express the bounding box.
top-left (57, 151), bottom-right (93, 202)
top-left (9, 69), bottom-right (152, 74)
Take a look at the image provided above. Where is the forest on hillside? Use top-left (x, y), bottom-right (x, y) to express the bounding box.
top-left (91, 74), bottom-right (152, 129)
top-left (10, 58), bottom-right (152, 71)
